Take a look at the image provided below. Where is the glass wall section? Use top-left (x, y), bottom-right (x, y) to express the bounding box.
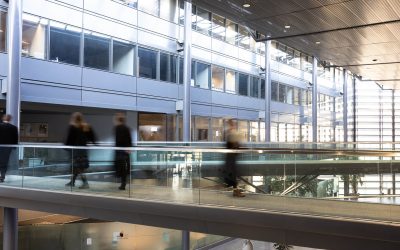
top-left (237, 25), bottom-right (250, 50)
top-left (160, 52), bottom-right (177, 82)
top-left (195, 62), bottom-right (210, 89)
top-left (250, 77), bottom-right (259, 98)
top-left (138, 113), bottom-right (166, 141)
top-left (139, 0), bottom-right (160, 16)
top-left (211, 65), bottom-right (224, 91)
top-left (271, 122), bottom-right (278, 142)
top-left (278, 84), bottom-right (286, 102)
top-left (211, 14), bottom-right (225, 41)
top-left (160, 0), bottom-right (178, 23)
top-left (249, 121), bottom-right (259, 142)
top-left (238, 73), bottom-right (248, 96)
top-left (0, 11), bottom-right (6, 52)
top-left (238, 120), bottom-right (248, 142)
top-left (286, 86), bottom-right (294, 104)
top-left (259, 122), bottom-right (265, 142)
top-left (212, 118), bottom-right (224, 142)
top-left (138, 47), bottom-right (157, 79)
top-left (301, 54), bottom-right (313, 73)
top-left (194, 7), bottom-right (211, 36)
top-left (271, 81), bottom-right (278, 101)
top-left (113, 39), bottom-right (135, 75)
top-left (294, 88), bottom-right (300, 105)
top-left (115, 0), bottom-right (137, 8)
top-left (193, 116), bottom-right (209, 141)
top-left (49, 21), bottom-right (81, 65)
top-left (22, 14), bottom-right (47, 59)
top-left (225, 70), bottom-right (236, 93)
top-left (225, 19), bottom-right (237, 45)
top-left (84, 32), bottom-right (110, 70)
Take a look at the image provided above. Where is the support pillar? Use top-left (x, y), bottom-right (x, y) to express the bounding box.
top-left (343, 70), bottom-right (348, 143)
top-left (312, 57), bottom-right (318, 143)
top-left (264, 41), bottom-right (271, 142)
top-left (182, 230), bottom-right (190, 250)
top-left (3, 208), bottom-right (18, 250)
top-left (182, 0), bottom-right (192, 142)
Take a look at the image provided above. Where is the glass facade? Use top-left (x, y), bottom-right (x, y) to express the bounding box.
top-left (138, 47), bottom-right (157, 79)
top-left (84, 33), bottom-right (111, 71)
top-left (49, 21), bottom-right (81, 65)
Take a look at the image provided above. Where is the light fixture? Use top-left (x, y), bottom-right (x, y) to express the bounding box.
top-left (373, 59), bottom-right (378, 62)
top-left (243, 0), bottom-right (251, 8)
top-left (284, 25), bottom-right (291, 29)
top-left (315, 41), bottom-right (321, 44)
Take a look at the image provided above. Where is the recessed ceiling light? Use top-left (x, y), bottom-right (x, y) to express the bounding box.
top-left (243, 3), bottom-right (251, 8)
top-left (285, 25), bottom-right (291, 29)
top-left (315, 41), bottom-right (321, 44)
top-left (373, 59), bottom-right (378, 62)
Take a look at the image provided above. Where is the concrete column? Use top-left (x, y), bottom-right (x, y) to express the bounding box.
top-left (312, 57), bottom-right (318, 143)
top-left (343, 70), bottom-right (348, 142)
top-left (182, 230), bottom-right (190, 250)
top-left (264, 41), bottom-right (271, 142)
top-left (3, 207), bottom-right (18, 250)
top-left (182, 0), bottom-right (192, 142)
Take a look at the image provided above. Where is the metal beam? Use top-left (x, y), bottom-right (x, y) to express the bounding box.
top-left (183, 0), bottom-right (192, 142)
top-left (256, 19), bottom-right (400, 42)
top-left (312, 57), bottom-right (318, 143)
top-left (327, 61), bottom-right (400, 68)
top-left (343, 70), bottom-right (348, 143)
top-left (265, 41), bottom-right (271, 142)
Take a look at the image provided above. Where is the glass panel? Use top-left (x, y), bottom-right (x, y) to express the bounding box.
top-left (250, 77), bottom-right (259, 98)
top-left (194, 116), bottom-right (209, 141)
top-left (237, 120), bottom-right (248, 142)
top-left (211, 14), bottom-right (225, 41)
top-left (113, 39), bottom-right (134, 75)
top-left (225, 69), bottom-right (236, 93)
top-left (249, 121), bottom-right (259, 142)
top-left (160, 0), bottom-right (178, 22)
top-left (237, 25), bottom-right (249, 50)
top-left (0, 11), bottom-right (6, 52)
top-left (195, 7), bottom-right (211, 36)
top-left (139, 0), bottom-right (160, 16)
top-left (271, 81), bottom-right (278, 101)
top-left (225, 19), bottom-right (237, 45)
top-left (212, 118), bottom-right (224, 141)
top-left (260, 79), bottom-right (265, 99)
top-left (138, 47), bottom-right (157, 79)
top-left (279, 84), bottom-right (286, 103)
top-left (294, 88), bottom-right (300, 105)
top-left (286, 86), bottom-right (294, 104)
top-left (116, 0), bottom-right (137, 8)
top-left (238, 73), bottom-right (248, 96)
top-left (49, 21), bottom-right (81, 65)
top-left (195, 62), bottom-right (210, 89)
top-left (211, 65), bottom-right (224, 91)
top-left (160, 52), bottom-right (177, 83)
top-left (84, 32), bottom-right (110, 71)
top-left (22, 15), bottom-right (47, 59)
top-left (138, 113), bottom-right (166, 141)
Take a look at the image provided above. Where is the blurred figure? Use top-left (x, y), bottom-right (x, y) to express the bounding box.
top-left (0, 114), bottom-right (18, 182)
top-left (65, 112), bottom-right (96, 189)
top-left (223, 119), bottom-right (245, 197)
top-left (113, 113), bottom-right (132, 190)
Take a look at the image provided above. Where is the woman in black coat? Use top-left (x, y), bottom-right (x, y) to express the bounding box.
top-left (113, 113), bottom-right (132, 190)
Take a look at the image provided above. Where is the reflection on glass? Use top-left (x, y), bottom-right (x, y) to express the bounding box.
top-left (195, 62), bottom-right (210, 89)
top-left (212, 118), bottom-right (224, 141)
top-left (271, 81), bottom-right (278, 101)
top-left (194, 116), bottom-right (209, 141)
top-left (211, 14), bottom-right (225, 41)
top-left (238, 120), bottom-right (248, 142)
top-left (113, 40), bottom-right (134, 75)
top-left (138, 47), bottom-right (157, 79)
top-left (225, 19), bottom-right (237, 45)
top-left (160, 53), bottom-right (177, 83)
top-left (260, 79), bottom-right (265, 99)
top-left (22, 16), bottom-right (47, 59)
top-left (237, 25), bottom-right (249, 50)
top-left (279, 84), bottom-right (286, 103)
top-left (116, 0), bottom-right (137, 8)
top-left (238, 73), bottom-right (248, 96)
top-left (225, 70), bottom-right (236, 93)
top-left (250, 77), bottom-right (259, 98)
top-left (286, 86), bottom-right (294, 104)
top-left (195, 7), bottom-right (211, 36)
top-left (138, 113), bottom-right (166, 141)
top-left (211, 65), bottom-right (224, 90)
top-left (84, 33), bottom-right (111, 71)
top-left (139, 0), bottom-right (160, 16)
top-left (294, 88), bottom-right (300, 105)
top-left (0, 11), bottom-right (6, 52)
top-left (49, 22), bottom-right (81, 65)
top-left (250, 121), bottom-right (259, 142)
top-left (160, 0), bottom-right (178, 23)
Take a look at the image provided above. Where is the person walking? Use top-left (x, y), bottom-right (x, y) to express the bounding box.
top-left (65, 112), bottom-right (96, 189)
top-left (0, 114), bottom-right (19, 182)
top-left (113, 113), bottom-right (132, 190)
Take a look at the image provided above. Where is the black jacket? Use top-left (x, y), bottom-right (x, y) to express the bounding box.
top-left (114, 124), bottom-right (132, 147)
top-left (0, 122), bottom-right (18, 145)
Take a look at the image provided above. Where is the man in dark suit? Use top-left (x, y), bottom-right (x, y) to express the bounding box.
top-left (0, 114), bottom-right (19, 182)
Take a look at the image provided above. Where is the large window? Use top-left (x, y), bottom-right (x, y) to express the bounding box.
top-left (115, 0), bottom-right (137, 8)
top-left (237, 25), bottom-right (250, 50)
top-left (138, 113), bottom-right (166, 141)
top-left (139, 0), bottom-right (160, 16)
top-left (250, 76), bottom-right (259, 98)
top-left (225, 69), bottom-right (236, 93)
top-left (195, 7), bottom-right (211, 36)
top-left (160, 52), bottom-right (177, 83)
top-left (279, 84), bottom-right (286, 103)
top-left (138, 47), bottom-right (157, 79)
top-left (113, 39), bottom-right (135, 75)
top-left (260, 79), bottom-right (265, 99)
top-left (271, 81), bottom-right (278, 101)
top-left (22, 14), bottom-right (47, 59)
top-left (195, 62), bottom-right (210, 89)
top-left (211, 14), bottom-right (225, 41)
top-left (238, 73), bottom-right (248, 96)
top-left (49, 21), bottom-right (81, 65)
top-left (225, 19), bottom-right (237, 45)
top-left (84, 32), bottom-right (111, 71)
top-left (160, 0), bottom-right (178, 22)
top-left (0, 11), bottom-right (6, 52)
top-left (193, 116), bottom-right (209, 141)
top-left (212, 118), bottom-right (224, 141)
top-left (211, 65), bottom-right (224, 91)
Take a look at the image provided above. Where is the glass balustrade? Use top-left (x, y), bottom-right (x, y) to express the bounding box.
top-left (1, 144), bottom-right (400, 223)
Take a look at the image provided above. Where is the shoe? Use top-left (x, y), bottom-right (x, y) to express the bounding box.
top-left (0, 179), bottom-right (4, 183)
top-left (65, 182), bottom-right (75, 187)
top-left (118, 186), bottom-right (126, 190)
top-left (233, 189), bottom-right (245, 197)
top-left (79, 183), bottom-right (89, 189)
